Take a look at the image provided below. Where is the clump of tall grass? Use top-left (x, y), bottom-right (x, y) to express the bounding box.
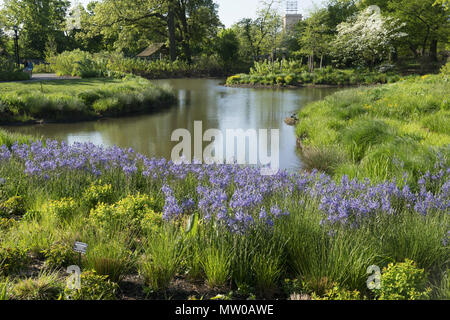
top-left (10, 269), bottom-right (64, 300)
top-left (201, 244), bottom-right (232, 288)
top-left (83, 233), bottom-right (135, 283)
top-left (139, 227), bottom-right (184, 292)
top-left (300, 146), bottom-right (348, 174)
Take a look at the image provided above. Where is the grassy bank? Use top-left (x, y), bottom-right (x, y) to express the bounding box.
top-left (0, 139), bottom-right (448, 300)
top-left (226, 61), bottom-right (403, 87)
top-left (0, 76), bottom-right (176, 124)
top-left (296, 74), bottom-right (450, 185)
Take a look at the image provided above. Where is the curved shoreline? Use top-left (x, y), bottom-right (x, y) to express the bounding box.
top-left (224, 83), bottom-right (365, 89)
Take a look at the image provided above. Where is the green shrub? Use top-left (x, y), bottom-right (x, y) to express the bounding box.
top-left (90, 193), bottom-right (158, 233)
top-left (41, 242), bottom-right (78, 269)
top-left (0, 247), bottom-right (29, 276)
top-left (374, 259), bottom-right (431, 300)
top-left (312, 284), bottom-right (362, 300)
top-left (82, 182), bottom-right (115, 209)
top-left (44, 198), bottom-right (78, 221)
top-left (0, 196), bottom-right (26, 218)
top-left (441, 61), bottom-right (450, 76)
top-left (65, 270), bottom-right (118, 300)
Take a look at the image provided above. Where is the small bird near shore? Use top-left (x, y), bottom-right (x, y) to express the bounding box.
top-left (284, 114), bottom-right (299, 126)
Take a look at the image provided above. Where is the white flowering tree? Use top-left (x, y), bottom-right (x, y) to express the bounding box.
top-left (332, 7), bottom-right (407, 69)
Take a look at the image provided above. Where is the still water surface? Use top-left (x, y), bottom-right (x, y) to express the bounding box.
top-left (3, 79), bottom-right (339, 171)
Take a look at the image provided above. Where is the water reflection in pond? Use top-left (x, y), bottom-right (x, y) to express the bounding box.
top-left (2, 79), bottom-right (340, 171)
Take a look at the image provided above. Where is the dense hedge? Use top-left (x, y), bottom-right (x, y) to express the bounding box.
top-left (48, 50), bottom-right (248, 79)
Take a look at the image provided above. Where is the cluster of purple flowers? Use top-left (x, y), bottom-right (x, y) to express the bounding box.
top-left (1, 140), bottom-right (448, 233)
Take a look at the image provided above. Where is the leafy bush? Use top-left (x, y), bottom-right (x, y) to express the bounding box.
top-left (82, 182), bottom-right (115, 209)
top-left (44, 198), bottom-right (78, 221)
top-left (90, 193), bottom-right (159, 233)
top-left (374, 259), bottom-right (431, 300)
top-left (0, 196), bottom-right (26, 218)
top-left (227, 60), bottom-right (401, 86)
top-left (0, 247), bottom-right (29, 276)
top-left (65, 270), bottom-right (118, 300)
top-left (441, 61), bottom-right (450, 76)
top-left (312, 284), bottom-right (362, 300)
top-left (41, 242), bottom-right (78, 269)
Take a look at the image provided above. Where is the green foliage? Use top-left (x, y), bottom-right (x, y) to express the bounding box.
top-left (0, 129), bottom-right (36, 147)
top-left (11, 270), bottom-right (64, 300)
top-left (201, 242), bottom-right (232, 288)
top-left (0, 247), bottom-right (29, 276)
top-left (226, 61), bottom-right (401, 86)
top-left (441, 61), bottom-right (450, 75)
top-left (374, 259), bottom-right (431, 300)
top-left (44, 198), bottom-right (78, 222)
top-left (41, 242), bottom-right (78, 269)
top-left (341, 120), bottom-right (397, 162)
top-left (312, 284), bottom-right (362, 300)
top-left (90, 193), bottom-right (159, 233)
top-left (139, 227), bottom-right (184, 292)
top-left (0, 78), bottom-right (176, 124)
top-left (0, 278), bottom-right (10, 300)
top-left (65, 270), bottom-right (118, 300)
top-left (0, 196), bottom-right (26, 218)
top-left (296, 75), bottom-right (450, 184)
top-left (216, 29), bottom-right (240, 67)
top-left (82, 182), bottom-right (115, 209)
top-left (84, 240), bottom-right (134, 283)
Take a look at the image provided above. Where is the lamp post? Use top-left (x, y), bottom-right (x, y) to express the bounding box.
top-left (13, 25), bottom-right (19, 67)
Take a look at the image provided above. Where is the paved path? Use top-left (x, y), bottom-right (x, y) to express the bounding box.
top-left (31, 73), bottom-right (81, 81)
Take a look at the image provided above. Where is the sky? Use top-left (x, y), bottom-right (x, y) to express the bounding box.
top-left (0, 0), bottom-right (327, 27)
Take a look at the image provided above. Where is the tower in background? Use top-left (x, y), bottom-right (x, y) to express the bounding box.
top-left (283, 0), bottom-right (302, 32)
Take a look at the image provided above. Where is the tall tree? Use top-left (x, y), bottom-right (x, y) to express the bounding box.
top-left (233, 0), bottom-right (283, 62)
top-left (2, 0), bottom-right (70, 59)
top-left (387, 0), bottom-right (449, 61)
top-left (332, 7), bottom-right (406, 68)
top-left (215, 28), bottom-right (240, 68)
top-left (358, 0), bottom-right (450, 60)
top-left (87, 0), bottom-right (220, 60)
top-left (298, 9), bottom-right (333, 71)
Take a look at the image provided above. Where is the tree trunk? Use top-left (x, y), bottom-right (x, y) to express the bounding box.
top-left (168, 1), bottom-right (177, 61)
top-left (177, 0), bottom-right (192, 64)
top-left (430, 39), bottom-right (438, 62)
top-left (320, 54), bottom-right (323, 69)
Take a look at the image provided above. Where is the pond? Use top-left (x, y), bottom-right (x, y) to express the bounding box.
top-left (2, 79), bottom-right (339, 171)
